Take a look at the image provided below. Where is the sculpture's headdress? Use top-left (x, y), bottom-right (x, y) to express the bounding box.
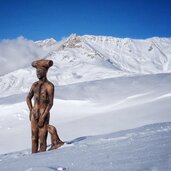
top-left (32, 59), bottom-right (53, 71)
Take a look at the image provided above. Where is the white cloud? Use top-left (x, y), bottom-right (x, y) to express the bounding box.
top-left (0, 36), bottom-right (47, 75)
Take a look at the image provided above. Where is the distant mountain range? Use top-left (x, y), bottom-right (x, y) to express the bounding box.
top-left (0, 34), bottom-right (171, 97)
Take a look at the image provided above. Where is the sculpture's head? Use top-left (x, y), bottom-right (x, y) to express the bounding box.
top-left (32, 59), bottom-right (53, 79)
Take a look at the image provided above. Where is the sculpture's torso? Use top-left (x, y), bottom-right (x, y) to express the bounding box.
top-left (32, 80), bottom-right (52, 120)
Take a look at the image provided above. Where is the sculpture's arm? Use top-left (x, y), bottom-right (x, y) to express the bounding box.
top-left (26, 84), bottom-right (34, 120)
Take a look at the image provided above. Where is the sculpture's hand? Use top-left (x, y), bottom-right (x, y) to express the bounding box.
top-left (32, 109), bottom-right (39, 121)
top-left (38, 117), bottom-right (45, 128)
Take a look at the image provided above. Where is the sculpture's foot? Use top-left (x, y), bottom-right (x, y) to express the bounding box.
top-left (48, 141), bottom-right (64, 151)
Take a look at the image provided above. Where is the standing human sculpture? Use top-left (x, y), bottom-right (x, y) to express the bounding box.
top-left (26, 59), bottom-right (64, 153)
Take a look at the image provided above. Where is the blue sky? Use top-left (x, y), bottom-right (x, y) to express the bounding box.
top-left (0, 0), bottom-right (171, 40)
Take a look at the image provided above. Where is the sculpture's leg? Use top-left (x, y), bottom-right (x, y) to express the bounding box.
top-left (47, 125), bottom-right (64, 150)
top-left (31, 117), bottom-right (39, 153)
top-left (39, 123), bottom-right (48, 152)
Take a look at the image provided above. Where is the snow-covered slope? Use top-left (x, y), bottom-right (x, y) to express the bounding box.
top-left (1, 122), bottom-right (171, 171)
top-left (0, 34), bottom-right (171, 170)
top-left (1, 72), bottom-right (171, 155)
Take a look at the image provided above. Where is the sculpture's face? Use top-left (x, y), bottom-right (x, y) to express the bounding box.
top-left (36, 68), bottom-right (47, 79)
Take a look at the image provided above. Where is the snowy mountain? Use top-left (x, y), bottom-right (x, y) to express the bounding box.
top-left (0, 34), bottom-right (171, 170)
top-left (0, 34), bottom-right (171, 97)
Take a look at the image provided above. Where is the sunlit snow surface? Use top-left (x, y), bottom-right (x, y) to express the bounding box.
top-left (0, 35), bottom-right (171, 170)
top-left (0, 123), bottom-right (171, 171)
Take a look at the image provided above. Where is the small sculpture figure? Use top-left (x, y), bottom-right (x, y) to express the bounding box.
top-left (48, 125), bottom-right (64, 150)
top-left (26, 59), bottom-right (64, 153)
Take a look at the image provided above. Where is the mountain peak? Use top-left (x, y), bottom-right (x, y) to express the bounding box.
top-left (35, 38), bottom-right (57, 47)
top-left (63, 33), bottom-right (82, 48)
